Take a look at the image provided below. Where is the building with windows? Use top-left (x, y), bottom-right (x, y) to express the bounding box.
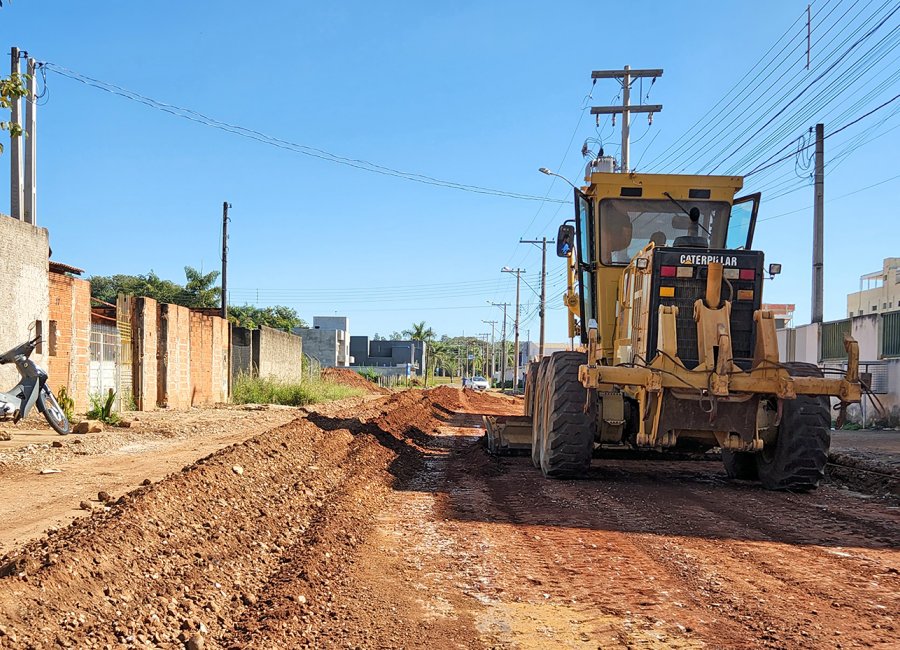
top-left (847, 257), bottom-right (900, 317)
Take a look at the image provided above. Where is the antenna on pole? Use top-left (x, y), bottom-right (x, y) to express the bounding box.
top-left (590, 66), bottom-right (663, 172)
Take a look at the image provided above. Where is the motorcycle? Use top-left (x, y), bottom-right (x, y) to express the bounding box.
top-left (0, 336), bottom-right (71, 435)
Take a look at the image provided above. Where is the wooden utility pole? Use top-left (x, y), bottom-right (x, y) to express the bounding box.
top-left (482, 319), bottom-right (497, 379)
top-left (520, 237), bottom-right (555, 358)
top-left (591, 66), bottom-right (663, 172)
top-left (491, 302), bottom-right (510, 389)
top-left (812, 124), bottom-right (824, 323)
top-left (221, 202), bottom-right (231, 320)
top-left (501, 268), bottom-right (524, 393)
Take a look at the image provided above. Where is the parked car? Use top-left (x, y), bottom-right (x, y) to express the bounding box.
top-left (470, 376), bottom-right (490, 391)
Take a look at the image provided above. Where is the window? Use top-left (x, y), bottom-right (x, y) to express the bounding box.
top-left (873, 305), bottom-right (878, 311)
top-left (575, 191), bottom-right (596, 340)
top-left (597, 198), bottom-right (733, 265)
top-left (49, 320), bottom-right (58, 356)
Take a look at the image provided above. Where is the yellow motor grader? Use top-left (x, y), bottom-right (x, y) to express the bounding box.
top-left (486, 166), bottom-right (861, 490)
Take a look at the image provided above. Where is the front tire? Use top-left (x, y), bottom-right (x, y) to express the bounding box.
top-left (756, 363), bottom-right (830, 491)
top-left (539, 352), bottom-right (594, 479)
top-left (38, 386), bottom-right (71, 435)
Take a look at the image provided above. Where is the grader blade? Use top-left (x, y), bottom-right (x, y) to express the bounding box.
top-left (483, 415), bottom-right (533, 455)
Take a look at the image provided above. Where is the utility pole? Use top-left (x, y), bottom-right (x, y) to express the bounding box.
top-left (9, 47), bottom-right (23, 221)
top-left (591, 66), bottom-right (663, 173)
top-left (520, 237), bottom-right (554, 358)
top-left (812, 123), bottom-right (824, 324)
top-left (221, 202), bottom-right (231, 320)
top-left (491, 302), bottom-right (510, 389)
top-left (482, 319), bottom-right (497, 379)
top-left (24, 57), bottom-right (36, 225)
top-left (502, 268), bottom-right (524, 393)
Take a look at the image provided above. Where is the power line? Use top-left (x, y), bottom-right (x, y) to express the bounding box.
top-left (41, 62), bottom-right (567, 205)
top-left (744, 92), bottom-right (900, 177)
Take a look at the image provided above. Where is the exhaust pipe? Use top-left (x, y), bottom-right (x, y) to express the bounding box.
top-left (706, 261), bottom-right (723, 309)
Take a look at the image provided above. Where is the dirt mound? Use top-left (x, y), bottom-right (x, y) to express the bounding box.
top-left (0, 388), bottom-right (479, 648)
top-left (428, 385), bottom-right (523, 416)
top-left (321, 367), bottom-right (390, 394)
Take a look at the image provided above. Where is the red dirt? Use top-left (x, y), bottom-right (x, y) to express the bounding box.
top-left (0, 387), bottom-right (897, 649)
top-left (321, 367), bottom-right (390, 394)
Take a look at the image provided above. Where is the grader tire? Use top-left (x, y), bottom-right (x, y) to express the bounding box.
top-left (531, 357), bottom-right (552, 468)
top-left (539, 352), bottom-right (594, 479)
top-left (722, 451), bottom-right (758, 480)
top-left (756, 362), bottom-right (831, 491)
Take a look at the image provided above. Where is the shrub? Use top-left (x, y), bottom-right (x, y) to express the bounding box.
top-left (55, 386), bottom-right (75, 422)
top-left (232, 374), bottom-right (364, 407)
top-left (86, 389), bottom-right (121, 425)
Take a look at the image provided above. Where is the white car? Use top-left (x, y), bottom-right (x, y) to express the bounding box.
top-left (470, 376), bottom-right (490, 391)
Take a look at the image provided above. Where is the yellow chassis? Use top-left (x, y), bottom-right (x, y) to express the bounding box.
top-left (579, 302), bottom-right (861, 449)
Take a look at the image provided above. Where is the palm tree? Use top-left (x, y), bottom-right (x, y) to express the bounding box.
top-left (403, 321), bottom-right (435, 341)
top-left (402, 321), bottom-right (436, 386)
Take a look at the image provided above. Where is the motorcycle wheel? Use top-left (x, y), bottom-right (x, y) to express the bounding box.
top-left (38, 386), bottom-right (71, 435)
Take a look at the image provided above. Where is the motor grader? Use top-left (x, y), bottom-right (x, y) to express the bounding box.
top-left (485, 165), bottom-right (861, 490)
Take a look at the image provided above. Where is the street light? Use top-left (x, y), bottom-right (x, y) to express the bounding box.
top-left (539, 167), bottom-right (578, 190)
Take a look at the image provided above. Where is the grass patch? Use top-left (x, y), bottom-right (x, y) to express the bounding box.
top-left (232, 374), bottom-right (365, 407)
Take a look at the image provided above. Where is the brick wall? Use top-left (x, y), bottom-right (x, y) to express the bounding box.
top-left (0, 215), bottom-right (49, 387)
top-left (133, 297), bottom-right (158, 410)
top-left (47, 272), bottom-right (91, 412)
top-left (157, 304), bottom-right (191, 408)
top-left (189, 311), bottom-right (230, 406)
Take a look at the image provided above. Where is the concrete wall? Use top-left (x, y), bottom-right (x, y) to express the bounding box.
top-left (47, 271), bottom-right (91, 412)
top-left (310, 316), bottom-right (350, 366)
top-left (158, 303), bottom-right (192, 409)
top-left (257, 326), bottom-right (302, 382)
top-left (0, 215), bottom-right (48, 387)
top-left (232, 326), bottom-right (303, 382)
top-left (295, 328), bottom-right (339, 367)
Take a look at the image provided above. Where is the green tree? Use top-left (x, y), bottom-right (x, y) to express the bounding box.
top-left (183, 266), bottom-right (221, 308)
top-left (0, 70), bottom-right (27, 155)
top-left (227, 305), bottom-right (307, 332)
top-left (403, 321), bottom-right (436, 341)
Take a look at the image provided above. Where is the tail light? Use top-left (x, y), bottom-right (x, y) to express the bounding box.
top-left (739, 269), bottom-right (755, 281)
top-left (660, 266), bottom-right (677, 277)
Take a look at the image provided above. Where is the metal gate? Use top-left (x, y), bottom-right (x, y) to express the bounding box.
top-left (89, 322), bottom-right (121, 409)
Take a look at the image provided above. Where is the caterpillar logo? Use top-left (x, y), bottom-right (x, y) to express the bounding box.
top-left (679, 254), bottom-right (738, 266)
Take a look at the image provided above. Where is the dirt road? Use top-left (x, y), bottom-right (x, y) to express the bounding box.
top-left (0, 387), bottom-right (897, 649)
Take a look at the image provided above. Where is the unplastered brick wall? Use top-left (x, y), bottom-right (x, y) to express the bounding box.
top-left (0, 215), bottom-right (49, 387)
top-left (48, 272), bottom-right (91, 412)
top-left (157, 304), bottom-right (191, 409)
top-left (189, 311), bottom-right (230, 406)
top-left (133, 297), bottom-right (158, 411)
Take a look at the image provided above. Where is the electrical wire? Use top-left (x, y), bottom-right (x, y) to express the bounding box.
top-left (41, 62), bottom-right (567, 205)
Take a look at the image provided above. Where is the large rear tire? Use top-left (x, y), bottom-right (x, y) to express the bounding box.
top-left (539, 352), bottom-right (594, 479)
top-left (756, 363), bottom-right (830, 491)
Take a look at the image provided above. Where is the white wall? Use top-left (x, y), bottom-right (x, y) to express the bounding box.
top-left (0, 215), bottom-right (49, 386)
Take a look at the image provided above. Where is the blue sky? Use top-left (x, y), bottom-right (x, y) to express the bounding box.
top-left (1, 0), bottom-right (898, 342)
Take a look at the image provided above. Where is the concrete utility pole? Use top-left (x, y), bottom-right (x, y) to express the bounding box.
top-left (221, 202), bottom-right (231, 320)
top-left (490, 302), bottom-right (510, 389)
top-left (812, 123), bottom-right (824, 324)
top-left (9, 47), bottom-right (23, 221)
top-left (502, 267), bottom-right (524, 393)
top-left (482, 319), bottom-right (497, 379)
top-left (520, 237), bottom-right (555, 358)
top-left (591, 66), bottom-right (663, 173)
top-left (24, 57), bottom-right (36, 225)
